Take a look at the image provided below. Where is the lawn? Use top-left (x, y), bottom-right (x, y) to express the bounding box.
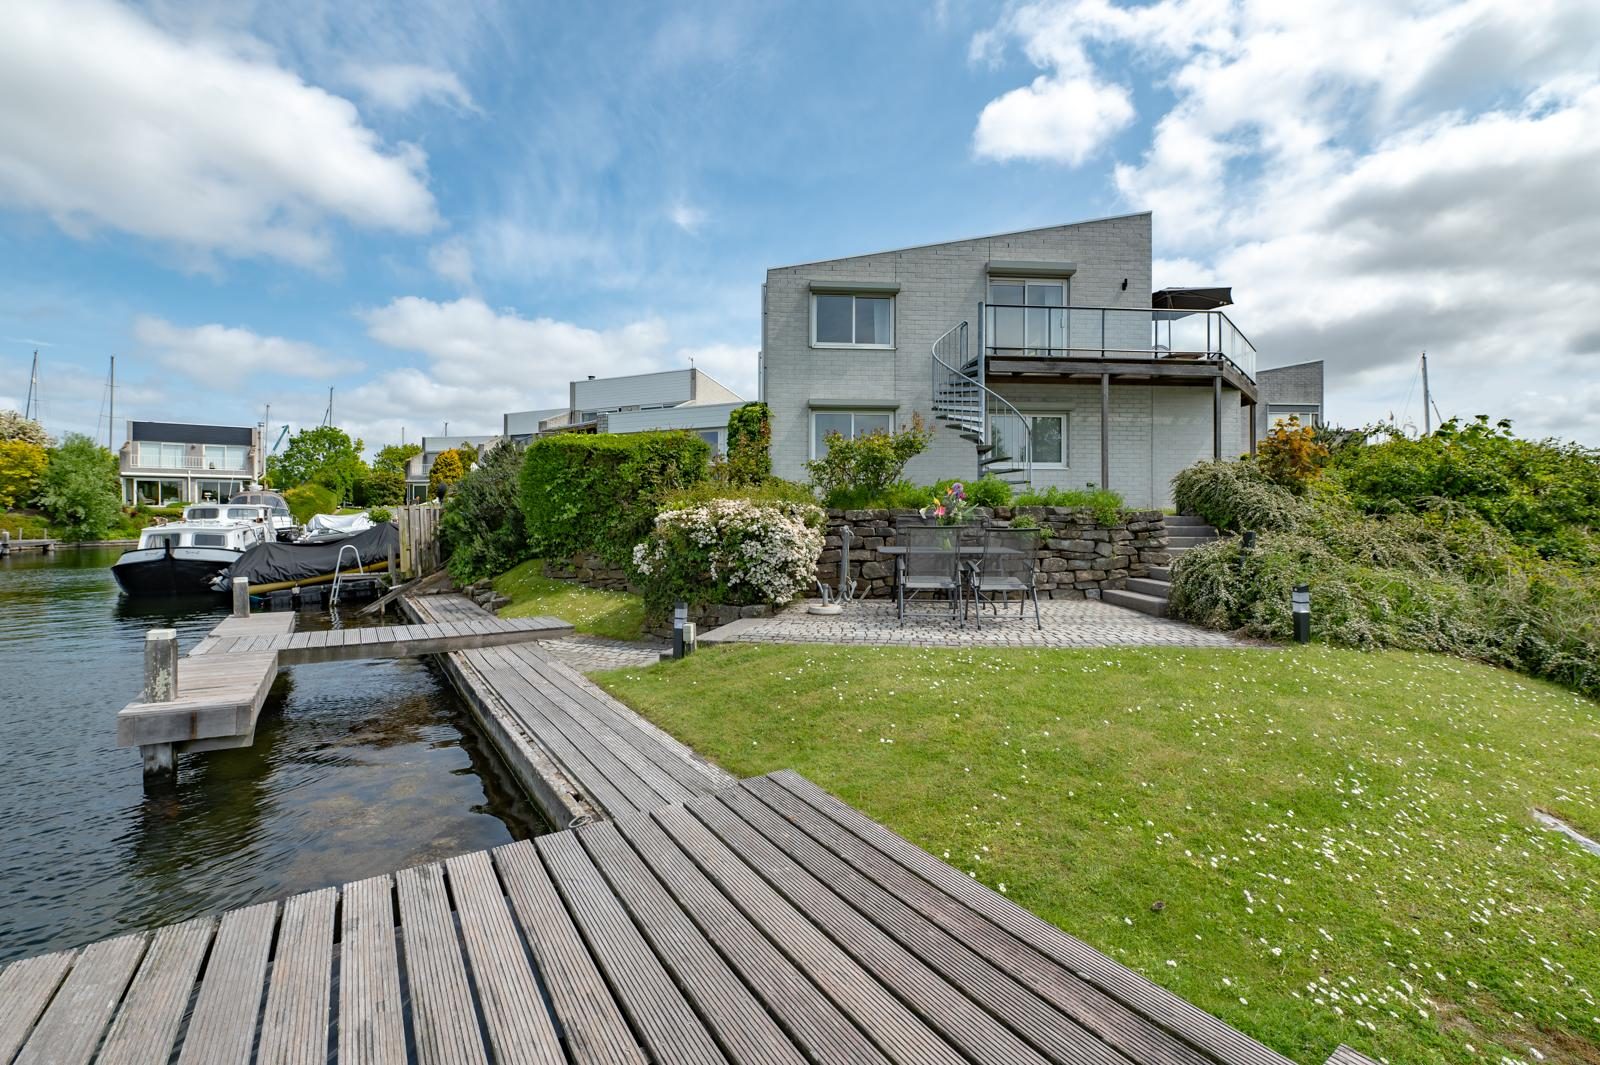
top-left (493, 559), bottom-right (647, 641)
top-left (596, 643), bottom-right (1600, 1065)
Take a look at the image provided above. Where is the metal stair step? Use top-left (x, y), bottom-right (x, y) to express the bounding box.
top-left (1101, 588), bottom-right (1169, 618)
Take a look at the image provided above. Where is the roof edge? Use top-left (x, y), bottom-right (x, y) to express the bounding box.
top-left (768, 211), bottom-right (1152, 272)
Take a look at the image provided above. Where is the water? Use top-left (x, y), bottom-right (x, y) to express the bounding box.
top-left (0, 547), bottom-right (549, 963)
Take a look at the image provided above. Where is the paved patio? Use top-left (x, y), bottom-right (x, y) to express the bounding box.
top-left (700, 597), bottom-right (1251, 648)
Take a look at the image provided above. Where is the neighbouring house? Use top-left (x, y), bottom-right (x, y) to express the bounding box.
top-left (503, 368), bottom-right (745, 454)
top-left (404, 434), bottom-right (502, 502)
top-left (760, 212), bottom-right (1268, 509)
top-left (1255, 360), bottom-right (1325, 437)
top-left (119, 421), bottom-right (265, 506)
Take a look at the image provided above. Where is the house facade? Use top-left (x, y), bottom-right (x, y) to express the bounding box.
top-left (503, 368), bottom-right (745, 454)
top-left (119, 421), bottom-right (264, 505)
top-left (1255, 360), bottom-right (1324, 437)
top-left (760, 213), bottom-right (1262, 509)
top-left (404, 434), bottom-right (501, 502)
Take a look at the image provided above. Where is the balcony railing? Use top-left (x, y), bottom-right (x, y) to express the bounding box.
top-left (983, 304), bottom-right (1256, 381)
top-left (121, 453), bottom-right (253, 473)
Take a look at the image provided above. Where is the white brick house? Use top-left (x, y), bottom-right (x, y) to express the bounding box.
top-left (760, 213), bottom-right (1262, 509)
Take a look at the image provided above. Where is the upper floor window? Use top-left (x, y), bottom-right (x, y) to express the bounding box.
top-left (137, 441), bottom-right (186, 468)
top-left (812, 294), bottom-right (893, 348)
top-left (988, 279), bottom-right (1066, 355)
top-left (203, 444), bottom-right (247, 470)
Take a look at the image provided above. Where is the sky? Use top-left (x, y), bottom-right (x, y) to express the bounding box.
top-left (2, 0), bottom-right (1598, 455)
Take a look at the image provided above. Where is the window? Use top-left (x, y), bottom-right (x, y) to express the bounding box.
top-left (1266, 404), bottom-right (1320, 429)
top-left (811, 410), bottom-right (893, 458)
top-left (191, 533), bottom-right (227, 547)
top-left (187, 507), bottom-right (220, 520)
top-left (225, 508), bottom-right (259, 520)
top-left (697, 430), bottom-right (721, 454)
top-left (988, 412), bottom-right (1068, 469)
top-left (203, 445), bottom-right (247, 471)
top-left (812, 294), bottom-right (893, 347)
top-left (138, 442), bottom-right (186, 469)
top-left (988, 279), bottom-right (1066, 355)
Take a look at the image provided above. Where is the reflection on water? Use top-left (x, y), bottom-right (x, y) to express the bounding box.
top-left (0, 547), bottom-right (547, 963)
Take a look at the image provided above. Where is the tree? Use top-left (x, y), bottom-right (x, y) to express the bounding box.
top-left (0, 410), bottom-right (51, 447)
top-left (428, 449), bottom-right (466, 496)
top-left (266, 426), bottom-right (366, 499)
top-left (440, 442), bottom-right (532, 581)
top-left (0, 440), bottom-right (49, 508)
top-left (373, 442), bottom-right (422, 475)
top-left (36, 434), bottom-right (121, 541)
top-left (725, 402), bottom-right (772, 485)
top-left (356, 468), bottom-right (405, 506)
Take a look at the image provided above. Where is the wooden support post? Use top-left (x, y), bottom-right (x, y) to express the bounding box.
top-left (231, 577), bottom-right (250, 618)
top-left (1212, 376), bottom-right (1223, 461)
top-left (1099, 373), bottom-right (1111, 491)
top-left (141, 628), bottom-right (179, 777)
top-left (0, 531), bottom-right (8, 556)
top-left (387, 544), bottom-right (399, 589)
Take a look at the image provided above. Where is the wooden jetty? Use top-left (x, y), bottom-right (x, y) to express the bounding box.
top-left (0, 533), bottom-right (55, 555)
top-left (405, 593), bottom-right (733, 827)
top-left (117, 599), bottom-right (574, 773)
top-left (0, 769), bottom-right (1374, 1065)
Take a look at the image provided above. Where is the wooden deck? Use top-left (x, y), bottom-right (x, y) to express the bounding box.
top-left (116, 604), bottom-right (575, 758)
top-left (405, 594), bottom-right (732, 826)
top-left (0, 771), bottom-right (1319, 1065)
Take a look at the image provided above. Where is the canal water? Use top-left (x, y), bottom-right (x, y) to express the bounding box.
top-left (0, 547), bottom-right (548, 964)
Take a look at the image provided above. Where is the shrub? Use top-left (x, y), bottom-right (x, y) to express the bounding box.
top-left (662, 478), bottom-right (816, 509)
top-left (356, 467), bottom-right (405, 506)
top-left (282, 483), bottom-right (337, 525)
top-left (1256, 416), bottom-right (1329, 492)
top-left (1013, 485), bottom-right (1126, 526)
top-left (0, 410), bottom-right (51, 447)
top-left (36, 434), bottom-right (121, 541)
top-left (1171, 460), bottom-right (1303, 532)
top-left (0, 440), bottom-right (49, 508)
top-left (520, 431), bottom-right (709, 569)
top-left (367, 506), bottom-right (393, 524)
top-left (440, 442), bottom-right (531, 583)
top-left (965, 475), bottom-right (1013, 509)
top-left (806, 415), bottom-right (934, 506)
top-left (725, 403), bottom-right (772, 484)
top-left (631, 498), bottom-right (826, 615)
top-left (428, 450), bottom-right (466, 497)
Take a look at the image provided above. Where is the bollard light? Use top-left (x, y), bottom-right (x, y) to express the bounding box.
top-left (1242, 530), bottom-right (1257, 550)
top-left (1292, 584), bottom-right (1311, 644)
top-left (672, 600), bottom-right (688, 659)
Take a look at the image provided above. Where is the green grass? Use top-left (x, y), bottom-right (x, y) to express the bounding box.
top-left (2, 509), bottom-right (146, 541)
top-left (596, 644), bottom-right (1600, 1065)
top-left (493, 560), bottom-right (647, 641)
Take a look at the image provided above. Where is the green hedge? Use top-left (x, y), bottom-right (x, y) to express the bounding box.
top-left (441, 441), bottom-right (529, 582)
top-left (283, 483), bottom-right (337, 525)
top-left (520, 431), bottom-right (709, 568)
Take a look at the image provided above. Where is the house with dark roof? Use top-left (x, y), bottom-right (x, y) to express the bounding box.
top-left (118, 420), bottom-right (264, 506)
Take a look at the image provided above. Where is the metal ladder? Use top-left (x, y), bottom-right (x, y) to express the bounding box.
top-left (329, 544), bottom-right (361, 606)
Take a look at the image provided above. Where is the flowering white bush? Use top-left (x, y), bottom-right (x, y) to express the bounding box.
top-left (631, 498), bottom-right (825, 610)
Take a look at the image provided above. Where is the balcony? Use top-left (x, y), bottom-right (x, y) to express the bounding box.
top-left (120, 451), bottom-right (254, 475)
top-left (981, 303), bottom-right (1257, 393)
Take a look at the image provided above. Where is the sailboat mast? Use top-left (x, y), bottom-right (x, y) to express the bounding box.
top-left (25, 351), bottom-right (39, 421)
top-left (108, 355), bottom-right (115, 451)
top-left (1420, 352), bottom-right (1431, 436)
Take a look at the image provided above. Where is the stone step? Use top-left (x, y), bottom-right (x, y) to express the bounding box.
top-left (1101, 587), bottom-right (1169, 618)
top-left (1166, 535), bottom-right (1218, 551)
top-left (1146, 565), bottom-right (1171, 581)
top-left (1166, 514), bottom-right (1219, 533)
top-left (1125, 576), bottom-right (1170, 598)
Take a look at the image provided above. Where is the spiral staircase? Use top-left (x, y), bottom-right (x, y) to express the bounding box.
top-left (929, 321), bottom-right (1032, 486)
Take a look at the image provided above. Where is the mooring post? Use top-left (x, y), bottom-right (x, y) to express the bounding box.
top-left (141, 628), bottom-right (180, 776)
top-left (231, 577), bottom-right (250, 618)
top-left (0, 530), bottom-right (9, 556)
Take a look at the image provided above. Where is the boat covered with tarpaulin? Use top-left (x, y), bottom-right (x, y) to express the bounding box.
top-left (215, 522), bottom-right (399, 593)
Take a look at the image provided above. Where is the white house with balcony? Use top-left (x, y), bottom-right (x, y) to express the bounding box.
top-left (119, 421), bottom-right (265, 506)
top-left (760, 212), bottom-right (1262, 509)
top-left (503, 368), bottom-right (745, 453)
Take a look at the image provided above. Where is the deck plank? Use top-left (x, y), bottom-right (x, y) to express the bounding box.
top-left (338, 875), bottom-right (406, 1065)
top-left (257, 887), bottom-right (337, 1065)
top-left (536, 831), bottom-right (728, 1065)
top-left (0, 949), bottom-right (78, 1063)
top-left (491, 841), bottom-right (647, 1065)
top-left (175, 901), bottom-right (277, 1065)
top-left (15, 934), bottom-right (147, 1065)
top-left (96, 917), bottom-right (215, 1065)
top-left (394, 862), bottom-right (490, 1065)
top-left (444, 850), bottom-right (565, 1065)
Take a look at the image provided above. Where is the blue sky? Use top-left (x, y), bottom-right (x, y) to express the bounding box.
top-left (3, 0), bottom-right (1599, 453)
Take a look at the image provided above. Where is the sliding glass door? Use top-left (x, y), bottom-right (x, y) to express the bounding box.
top-left (988, 280), bottom-right (1065, 356)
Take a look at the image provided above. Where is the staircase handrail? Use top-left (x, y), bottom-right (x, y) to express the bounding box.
top-left (930, 321), bottom-right (1033, 486)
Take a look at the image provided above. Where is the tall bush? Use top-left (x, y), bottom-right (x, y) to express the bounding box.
top-left (0, 440), bottom-right (49, 508)
top-left (1172, 460), bottom-right (1305, 532)
top-left (0, 410), bottom-right (51, 447)
top-left (282, 483), bottom-right (337, 524)
top-left (36, 434), bottom-right (121, 541)
top-left (440, 442), bottom-right (531, 582)
top-left (520, 431), bottom-right (709, 568)
top-left (428, 450), bottom-right (465, 497)
top-left (1256, 416), bottom-right (1329, 492)
top-left (355, 467), bottom-right (405, 506)
top-left (631, 498), bottom-right (825, 614)
top-left (806, 415), bottom-right (933, 507)
top-left (725, 403), bottom-right (772, 484)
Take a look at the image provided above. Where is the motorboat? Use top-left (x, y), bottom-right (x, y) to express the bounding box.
top-left (112, 520), bottom-right (272, 596)
top-left (229, 488), bottom-right (298, 541)
top-left (215, 521), bottom-right (399, 594)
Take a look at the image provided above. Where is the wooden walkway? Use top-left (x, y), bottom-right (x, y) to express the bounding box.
top-left (0, 770), bottom-right (1343, 1065)
top-left (406, 594), bottom-right (732, 826)
top-left (116, 604), bottom-right (574, 760)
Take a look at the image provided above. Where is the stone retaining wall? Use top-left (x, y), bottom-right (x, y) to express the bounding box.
top-left (817, 507), bottom-right (1168, 600)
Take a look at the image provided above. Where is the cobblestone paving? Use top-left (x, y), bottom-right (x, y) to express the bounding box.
top-left (698, 597), bottom-right (1251, 648)
top-left (537, 634), bottom-right (670, 673)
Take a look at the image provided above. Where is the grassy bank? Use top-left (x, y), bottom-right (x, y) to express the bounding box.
top-left (493, 560), bottom-right (646, 641)
top-left (597, 643), bottom-right (1600, 1064)
top-left (2, 508), bottom-right (156, 541)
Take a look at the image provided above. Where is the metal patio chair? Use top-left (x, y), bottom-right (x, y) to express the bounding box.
top-left (970, 527), bottom-right (1042, 630)
top-left (895, 524), bottom-right (964, 627)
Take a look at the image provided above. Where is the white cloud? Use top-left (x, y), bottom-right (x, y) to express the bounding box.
top-left (427, 237), bottom-right (476, 289)
top-left (669, 202), bottom-right (708, 234)
top-left (343, 62), bottom-right (478, 113)
top-left (134, 316), bottom-right (356, 388)
top-left (975, 0), bottom-right (1600, 443)
top-left (0, 0), bottom-right (438, 268)
top-left (974, 75), bottom-right (1134, 165)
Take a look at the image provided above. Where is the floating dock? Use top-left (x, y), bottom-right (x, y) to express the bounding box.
top-left (0, 770), bottom-right (1364, 1065)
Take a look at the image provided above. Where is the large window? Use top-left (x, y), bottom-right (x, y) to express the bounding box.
top-left (988, 279), bottom-right (1066, 355)
top-left (202, 444), bottom-right (247, 471)
top-left (811, 410), bottom-right (893, 458)
top-left (812, 294), bottom-right (893, 348)
top-left (989, 412), bottom-right (1068, 469)
top-left (137, 442), bottom-right (186, 469)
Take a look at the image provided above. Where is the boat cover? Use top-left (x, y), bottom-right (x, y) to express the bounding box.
top-left (305, 512), bottom-right (374, 534)
top-left (219, 523), bottom-right (398, 588)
